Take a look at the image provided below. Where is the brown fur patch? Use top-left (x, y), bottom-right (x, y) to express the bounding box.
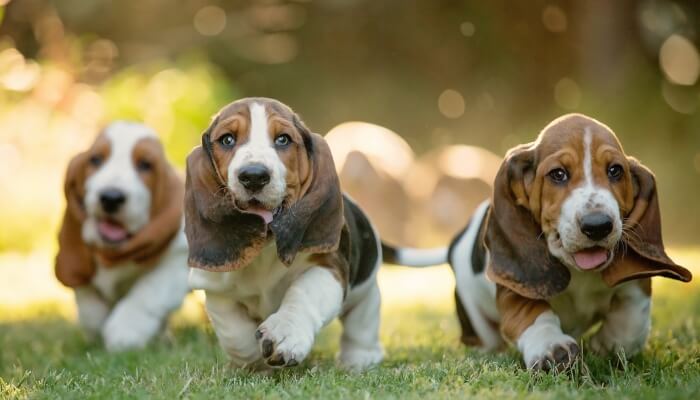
top-left (496, 285), bottom-right (551, 343)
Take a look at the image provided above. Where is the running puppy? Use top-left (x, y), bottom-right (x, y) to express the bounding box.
top-left (386, 114), bottom-right (692, 371)
top-left (186, 98), bottom-right (383, 370)
top-left (55, 122), bottom-right (189, 351)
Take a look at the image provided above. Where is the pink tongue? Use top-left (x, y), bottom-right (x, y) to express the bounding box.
top-left (573, 248), bottom-right (608, 270)
top-left (244, 207), bottom-right (274, 224)
top-left (98, 220), bottom-right (129, 242)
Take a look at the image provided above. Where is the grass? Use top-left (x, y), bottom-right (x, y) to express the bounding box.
top-left (1, 250), bottom-right (700, 399)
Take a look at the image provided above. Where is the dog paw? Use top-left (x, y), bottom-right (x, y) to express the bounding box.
top-left (102, 308), bottom-right (163, 352)
top-left (523, 335), bottom-right (580, 373)
top-left (255, 313), bottom-right (314, 368)
top-left (338, 345), bottom-right (384, 371)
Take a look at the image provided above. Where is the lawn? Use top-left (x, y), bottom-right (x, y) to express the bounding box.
top-left (1, 250), bottom-right (699, 399)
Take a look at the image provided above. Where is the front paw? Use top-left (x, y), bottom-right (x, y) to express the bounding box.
top-left (255, 313), bottom-right (314, 368)
top-left (102, 308), bottom-right (163, 352)
top-left (523, 335), bottom-right (580, 372)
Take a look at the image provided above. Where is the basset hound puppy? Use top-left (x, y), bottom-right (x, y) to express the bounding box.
top-left (55, 122), bottom-right (190, 351)
top-left (186, 98), bottom-right (384, 370)
top-left (385, 114), bottom-right (692, 371)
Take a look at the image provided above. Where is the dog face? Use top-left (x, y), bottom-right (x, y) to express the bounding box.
top-left (485, 113), bottom-right (690, 299)
top-left (204, 99), bottom-right (312, 224)
top-left (530, 116), bottom-right (635, 272)
top-left (185, 97), bottom-right (344, 271)
top-left (55, 121), bottom-right (184, 287)
top-left (81, 122), bottom-right (158, 247)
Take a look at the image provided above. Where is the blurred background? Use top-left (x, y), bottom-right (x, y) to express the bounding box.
top-left (0, 0), bottom-right (699, 304)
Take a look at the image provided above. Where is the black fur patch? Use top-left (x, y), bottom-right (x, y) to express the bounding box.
top-left (342, 196), bottom-right (379, 287)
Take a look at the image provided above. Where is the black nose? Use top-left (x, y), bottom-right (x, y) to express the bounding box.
top-left (99, 188), bottom-right (126, 214)
top-left (238, 164), bottom-right (270, 193)
top-left (580, 212), bottom-right (613, 241)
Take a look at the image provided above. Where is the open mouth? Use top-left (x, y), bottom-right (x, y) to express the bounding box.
top-left (97, 218), bottom-right (131, 244)
top-left (239, 199), bottom-right (276, 224)
top-left (572, 246), bottom-right (610, 270)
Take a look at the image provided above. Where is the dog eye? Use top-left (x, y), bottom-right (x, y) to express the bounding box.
top-left (547, 168), bottom-right (569, 183)
top-left (607, 164), bottom-right (623, 180)
top-left (219, 133), bottom-right (236, 148)
top-left (275, 134), bottom-right (292, 147)
top-left (136, 159), bottom-right (153, 172)
top-left (89, 154), bottom-right (103, 167)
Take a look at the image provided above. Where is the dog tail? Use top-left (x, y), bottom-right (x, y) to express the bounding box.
top-left (381, 243), bottom-right (448, 267)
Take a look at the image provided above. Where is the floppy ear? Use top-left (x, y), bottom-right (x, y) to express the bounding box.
top-left (270, 118), bottom-right (344, 265)
top-left (185, 123), bottom-right (269, 271)
top-left (97, 143), bottom-right (185, 267)
top-left (485, 144), bottom-right (570, 299)
top-left (602, 158), bottom-right (691, 286)
top-left (55, 152), bottom-right (95, 287)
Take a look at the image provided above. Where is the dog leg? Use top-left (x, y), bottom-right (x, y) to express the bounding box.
top-left (498, 286), bottom-right (579, 372)
top-left (74, 285), bottom-right (111, 340)
top-left (255, 267), bottom-right (343, 368)
top-left (101, 255), bottom-right (189, 352)
top-left (589, 280), bottom-right (651, 358)
top-left (205, 293), bottom-right (263, 368)
top-left (338, 278), bottom-right (383, 370)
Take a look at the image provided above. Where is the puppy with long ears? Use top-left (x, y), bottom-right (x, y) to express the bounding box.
top-left (55, 122), bottom-right (190, 351)
top-left (384, 114), bottom-right (692, 371)
top-left (186, 98), bottom-right (384, 370)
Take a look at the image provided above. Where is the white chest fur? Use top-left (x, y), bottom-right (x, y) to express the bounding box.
top-left (189, 242), bottom-right (313, 321)
top-left (549, 268), bottom-right (619, 338)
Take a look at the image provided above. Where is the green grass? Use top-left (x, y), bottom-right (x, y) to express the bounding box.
top-left (1, 257), bottom-right (700, 399)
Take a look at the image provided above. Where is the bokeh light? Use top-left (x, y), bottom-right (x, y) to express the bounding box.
top-left (542, 5), bottom-right (568, 33)
top-left (659, 34), bottom-right (700, 86)
top-left (194, 6), bottom-right (227, 36)
top-left (460, 21), bottom-right (475, 37)
top-left (554, 77), bottom-right (581, 109)
top-left (438, 89), bottom-right (465, 119)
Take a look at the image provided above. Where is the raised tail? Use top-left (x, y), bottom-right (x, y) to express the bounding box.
top-left (381, 243), bottom-right (448, 267)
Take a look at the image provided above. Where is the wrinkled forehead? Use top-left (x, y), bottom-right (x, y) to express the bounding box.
top-left (535, 114), bottom-right (625, 158)
top-left (216, 97), bottom-right (296, 126)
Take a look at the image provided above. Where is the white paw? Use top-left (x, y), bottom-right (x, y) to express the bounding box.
top-left (522, 333), bottom-right (580, 372)
top-left (255, 312), bottom-right (314, 368)
top-left (101, 308), bottom-right (163, 352)
top-left (338, 344), bottom-right (384, 371)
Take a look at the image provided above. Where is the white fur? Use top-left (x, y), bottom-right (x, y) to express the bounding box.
top-left (190, 241), bottom-right (383, 370)
top-left (393, 247), bottom-right (448, 267)
top-left (517, 311), bottom-right (577, 370)
top-left (548, 128), bottom-right (622, 271)
top-left (451, 201), bottom-right (502, 350)
top-left (74, 122), bottom-right (190, 351)
top-left (227, 102), bottom-right (287, 209)
top-left (83, 122), bottom-right (155, 245)
top-left (589, 282), bottom-right (651, 357)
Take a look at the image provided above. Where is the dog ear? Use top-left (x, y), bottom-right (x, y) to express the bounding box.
top-left (55, 152), bottom-right (95, 287)
top-left (602, 158), bottom-right (691, 286)
top-left (270, 117), bottom-right (344, 265)
top-left (185, 120), bottom-right (269, 271)
top-left (485, 143), bottom-right (570, 299)
top-left (97, 139), bottom-right (184, 267)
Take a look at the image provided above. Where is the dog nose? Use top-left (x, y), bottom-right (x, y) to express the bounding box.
top-left (580, 212), bottom-right (613, 241)
top-left (238, 164), bottom-right (271, 193)
top-left (99, 188), bottom-right (126, 214)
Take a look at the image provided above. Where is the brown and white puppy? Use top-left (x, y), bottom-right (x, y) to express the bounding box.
top-left (186, 98), bottom-right (383, 370)
top-left (55, 122), bottom-right (189, 351)
top-left (385, 114), bottom-right (692, 371)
